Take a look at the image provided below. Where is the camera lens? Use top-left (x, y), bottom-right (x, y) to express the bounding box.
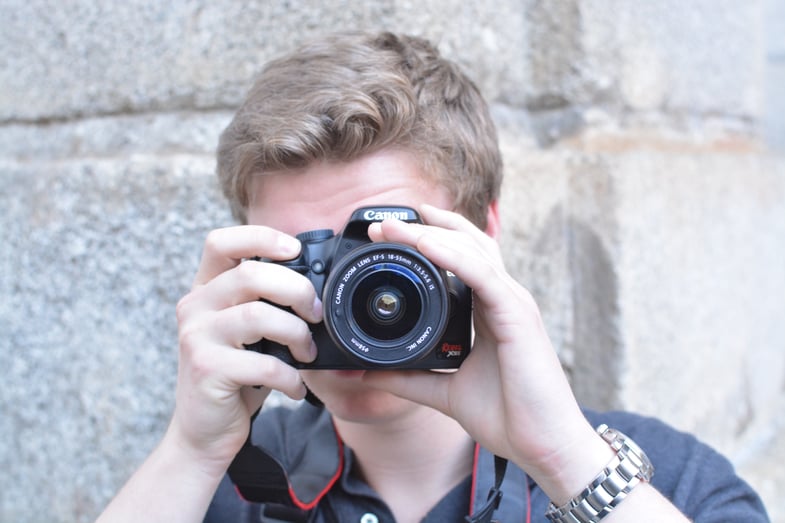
top-left (368, 287), bottom-right (405, 324)
top-left (352, 271), bottom-right (420, 340)
top-left (323, 243), bottom-right (449, 367)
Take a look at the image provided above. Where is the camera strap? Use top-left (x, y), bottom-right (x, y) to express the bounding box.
top-left (227, 408), bottom-right (301, 507)
top-left (465, 454), bottom-right (507, 523)
top-left (228, 405), bottom-right (344, 519)
top-left (229, 406), bottom-right (511, 523)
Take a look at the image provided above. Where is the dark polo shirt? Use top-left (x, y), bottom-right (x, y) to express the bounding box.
top-left (206, 403), bottom-right (769, 522)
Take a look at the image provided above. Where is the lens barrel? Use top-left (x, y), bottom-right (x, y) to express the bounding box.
top-left (322, 243), bottom-right (449, 367)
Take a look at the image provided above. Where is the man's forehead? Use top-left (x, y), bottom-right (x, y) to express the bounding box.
top-left (245, 150), bottom-right (448, 234)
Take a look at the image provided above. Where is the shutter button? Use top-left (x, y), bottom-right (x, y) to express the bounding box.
top-left (360, 513), bottom-right (379, 523)
top-left (311, 259), bottom-right (326, 274)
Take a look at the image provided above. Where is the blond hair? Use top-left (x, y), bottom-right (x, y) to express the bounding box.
top-left (217, 31), bottom-right (502, 228)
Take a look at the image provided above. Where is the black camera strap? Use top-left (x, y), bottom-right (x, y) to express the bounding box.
top-left (229, 406), bottom-right (509, 523)
top-left (465, 454), bottom-right (507, 523)
top-left (228, 408), bottom-right (300, 507)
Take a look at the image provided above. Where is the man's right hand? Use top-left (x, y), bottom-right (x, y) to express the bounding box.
top-left (168, 225), bottom-right (322, 474)
top-left (97, 226), bottom-right (322, 523)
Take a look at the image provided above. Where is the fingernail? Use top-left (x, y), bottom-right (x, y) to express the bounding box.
top-left (308, 339), bottom-right (318, 362)
top-left (311, 297), bottom-right (323, 321)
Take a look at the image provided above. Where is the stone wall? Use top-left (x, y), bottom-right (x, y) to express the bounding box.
top-left (1, 1), bottom-right (783, 521)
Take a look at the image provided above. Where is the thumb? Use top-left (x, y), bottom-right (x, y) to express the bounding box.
top-left (361, 370), bottom-right (452, 415)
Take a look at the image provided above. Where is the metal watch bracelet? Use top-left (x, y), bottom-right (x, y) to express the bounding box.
top-left (544, 424), bottom-right (655, 523)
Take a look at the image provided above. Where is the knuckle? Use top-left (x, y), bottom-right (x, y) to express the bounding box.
top-left (175, 293), bottom-right (195, 323)
top-left (295, 278), bottom-right (317, 307)
top-left (246, 356), bottom-right (286, 387)
top-left (185, 343), bottom-right (216, 382)
top-left (255, 361), bottom-right (280, 383)
top-left (236, 258), bottom-right (261, 281)
top-left (249, 225), bottom-right (275, 250)
top-left (291, 320), bottom-right (313, 345)
top-left (178, 323), bottom-right (205, 359)
top-left (240, 300), bottom-right (267, 325)
top-left (203, 228), bottom-right (224, 253)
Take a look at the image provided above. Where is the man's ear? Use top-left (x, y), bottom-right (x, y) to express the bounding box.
top-left (484, 200), bottom-right (501, 239)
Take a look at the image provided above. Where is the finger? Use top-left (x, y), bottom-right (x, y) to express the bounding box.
top-left (368, 210), bottom-right (499, 264)
top-left (206, 301), bottom-right (318, 363)
top-left (367, 217), bottom-right (436, 248)
top-left (410, 227), bottom-right (508, 299)
top-left (369, 218), bottom-right (501, 286)
top-left (178, 334), bottom-right (305, 401)
top-left (368, 217), bottom-right (508, 307)
top-left (179, 260), bottom-right (323, 324)
top-left (219, 349), bottom-right (308, 400)
top-left (419, 204), bottom-right (498, 251)
top-left (368, 211), bottom-right (534, 338)
top-left (411, 229), bottom-right (546, 343)
top-left (361, 370), bottom-right (452, 415)
top-left (194, 226), bottom-right (302, 286)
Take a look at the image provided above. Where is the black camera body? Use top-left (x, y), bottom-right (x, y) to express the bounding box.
top-left (246, 206), bottom-right (472, 369)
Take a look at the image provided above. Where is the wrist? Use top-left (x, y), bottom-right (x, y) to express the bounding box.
top-left (161, 418), bottom-right (240, 481)
top-left (524, 421), bottom-right (617, 506)
top-left (96, 425), bottom-right (229, 523)
top-left (544, 424), bottom-right (656, 523)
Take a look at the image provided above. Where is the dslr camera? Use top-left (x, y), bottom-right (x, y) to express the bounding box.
top-left (246, 206), bottom-right (472, 369)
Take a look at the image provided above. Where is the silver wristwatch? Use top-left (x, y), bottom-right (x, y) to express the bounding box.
top-left (544, 424), bottom-right (655, 523)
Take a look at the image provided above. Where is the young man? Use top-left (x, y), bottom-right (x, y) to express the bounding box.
top-left (98, 32), bottom-right (769, 522)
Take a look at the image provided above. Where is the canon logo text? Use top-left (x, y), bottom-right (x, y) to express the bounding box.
top-left (363, 209), bottom-right (412, 221)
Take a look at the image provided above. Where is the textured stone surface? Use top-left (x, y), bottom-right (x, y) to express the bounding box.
top-left (0, 151), bottom-right (232, 520)
top-left (614, 152), bottom-right (785, 435)
top-left (738, 419), bottom-right (785, 523)
top-left (1, 0), bottom-right (763, 123)
top-left (1, 1), bottom-right (784, 522)
top-left (764, 0), bottom-right (785, 151)
top-left (0, 0), bottom-right (530, 121)
top-left (499, 135), bottom-right (785, 455)
top-left (499, 138), bottom-right (785, 521)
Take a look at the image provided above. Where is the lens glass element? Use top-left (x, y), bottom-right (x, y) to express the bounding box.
top-left (352, 269), bottom-right (421, 340)
top-left (369, 287), bottom-right (405, 324)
